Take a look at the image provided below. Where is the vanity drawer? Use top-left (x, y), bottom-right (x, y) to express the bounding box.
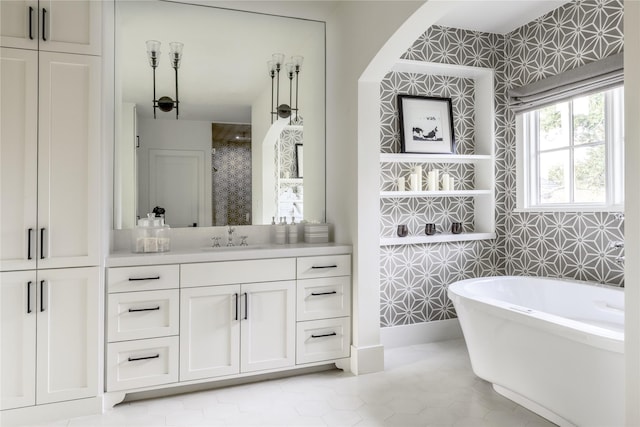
top-left (106, 336), bottom-right (179, 392)
top-left (297, 255), bottom-right (351, 279)
top-left (108, 290), bottom-right (179, 342)
top-left (181, 258), bottom-right (295, 287)
top-left (297, 276), bottom-right (351, 321)
top-left (108, 265), bottom-right (179, 293)
top-left (296, 317), bottom-right (351, 364)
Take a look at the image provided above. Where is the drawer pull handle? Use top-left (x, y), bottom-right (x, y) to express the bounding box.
top-left (40, 280), bottom-right (46, 312)
top-left (128, 306), bottom-right (160, 313)
top-left (28, 6), bottom-right (34, 40)
top-left (311, 291), bottom-right (337, 296)
top-left (127, 354), bottom-right (160, 362)
top-left (311, 332), bottom-right (337, 338)
top-left (244, 293), bottom-right (248, 320)
top-left (128, 276), bottom-right (161, 281)
top-left (311, 265), bottom-right (338, 269)
top-left (26, 281), bottom-right (33, 314)
top-left (27, 228), bottom-right (33, 260)
top-left (40, 228), bottom-right (46, 259)
top-left (234, 293), bottom-right (239, 321)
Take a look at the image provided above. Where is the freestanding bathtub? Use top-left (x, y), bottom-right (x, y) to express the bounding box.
top-left (448, 276), bottom-right (624, 427)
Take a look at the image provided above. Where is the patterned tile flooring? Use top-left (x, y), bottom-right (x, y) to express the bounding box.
top-left (39, 340), bottom-right (553, 427)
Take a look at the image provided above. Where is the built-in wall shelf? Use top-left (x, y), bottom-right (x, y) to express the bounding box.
top-left (380, 190), bottom-right (492, 198)
top-left (378, 60), bottom-right (496, 246)
top-left (379, 153), bottom-right (492, 164)
top-left (380, 232), bottom-right (497, 246)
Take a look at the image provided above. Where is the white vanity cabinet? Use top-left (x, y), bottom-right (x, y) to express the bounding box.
top-left (106, 265), bottom-right (180, 392)
top-left (180, 259), bottom-right (296, 381)
top-left (0, 267), bottom-right (99, 410)
top-left (0, 0), bottom-right (101, 55)
top-left (105, 248), bottom-right (352, 401)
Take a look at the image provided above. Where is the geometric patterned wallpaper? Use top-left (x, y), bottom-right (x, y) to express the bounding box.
top-left (380, 0), bottom-right (624, 328)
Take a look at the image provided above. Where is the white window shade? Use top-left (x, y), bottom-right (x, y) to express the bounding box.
top-left (508, 53), bottom-right (623, 114)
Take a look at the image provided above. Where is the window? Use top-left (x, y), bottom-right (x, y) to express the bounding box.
top-left (520, 87), bottom-right (624, 211)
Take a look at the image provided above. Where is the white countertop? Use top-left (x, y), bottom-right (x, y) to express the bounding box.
top-left (107, 243), bottom-right (352, 267)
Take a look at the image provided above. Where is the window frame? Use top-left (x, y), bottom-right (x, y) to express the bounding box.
top-left (516, 86), bottom-right (624, 212)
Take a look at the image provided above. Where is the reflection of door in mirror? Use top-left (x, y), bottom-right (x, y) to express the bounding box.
top-left (211, 123), bottom-right (252, 226)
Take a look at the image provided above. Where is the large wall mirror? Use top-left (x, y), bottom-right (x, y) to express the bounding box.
top-left (113, 1), bottom-right (326, 229)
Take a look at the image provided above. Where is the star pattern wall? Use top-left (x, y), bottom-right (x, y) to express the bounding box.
top-left (379, 0), bottom-right (624, 328)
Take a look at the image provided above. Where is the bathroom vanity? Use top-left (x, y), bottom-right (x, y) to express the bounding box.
top-left (104, 244), bottom-right (352, 406)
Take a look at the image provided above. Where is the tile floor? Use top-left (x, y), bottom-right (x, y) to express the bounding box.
top-left (40, 339), bottom-right (554, 427)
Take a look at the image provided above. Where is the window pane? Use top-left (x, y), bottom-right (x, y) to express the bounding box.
top-left (539, 150), bottom-right (570, 204)
top-left (573, 92), bottom-right (605, 145)
top-left (539, 102), bottom-right (570, 151)
top-left (574, 144), bottom-right (606, 203)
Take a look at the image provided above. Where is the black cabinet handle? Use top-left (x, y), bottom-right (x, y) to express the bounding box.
top-left (28, 6), bottom-right (34, 40)
top-left (39, 280), bottom-right (45, 312)
top-left (128, 276), bottom-right (160, 281)
top-left (311, 265), bottom-right (338, 269)
top-left (311, 291), bottom-right (337, 296)
top-left (127, 354), bottom-right (159, 362)
top-left (27, 228), bottom-right (33, 260)
top-left (39, 228), bottom-right (45, 259)
top-left (243, 293), bottom-right (248, 320)
top-left (27, 281), bottom-right (33, 313)
top-left (234, 293), bottom-right (239, 321)
top-left (41, 7), bottom-right (46, 41)
top-left (311, 332), bottom-right (337, 338)
top-left (128, 306), bottom-right (160, 313)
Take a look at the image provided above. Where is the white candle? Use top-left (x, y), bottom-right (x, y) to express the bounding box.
top-left (410, 173), bottom-right (419, 192)
top-left (397, 176), bottom-right (405, 191)
top-left (449, 176), bottom-right (455, 190)
top-left (433, 169), bottom-right (440, 191)
top-left (413, 166), bottom-right (422, 191)
top-left (442, 173), bottom-right (450, 191)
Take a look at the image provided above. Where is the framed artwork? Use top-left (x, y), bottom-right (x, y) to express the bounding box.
top-left (397, 94), bottom-right (455, 154)
top-left (295, 143), bottom-right (303, 178)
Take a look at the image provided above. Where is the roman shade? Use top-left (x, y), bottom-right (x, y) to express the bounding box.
top-left (508, 52), bottom-right (624, 113)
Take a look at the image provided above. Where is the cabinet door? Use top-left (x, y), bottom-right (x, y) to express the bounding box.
top-left (37, 52), bottom-right (100, 269)
top-left (0, 271), bottom-right (36, 410)
top-left (180, 285), bottom-right (240, 381)
top-left (0, 1), bottom-right (38, 50)
top-left (36, 267), bottom-right (98, 404)
top-left (240, 281), bottom-right (295, 373)
top-left (0, 48), bottom-right (38, 272)
top-left (38, 0), bottom-right (101, 55)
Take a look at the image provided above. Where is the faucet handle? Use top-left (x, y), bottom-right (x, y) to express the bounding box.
top-left (211, 237), bottom-right (221, 248)
top-left (239, 235), bottom-right (248, 246)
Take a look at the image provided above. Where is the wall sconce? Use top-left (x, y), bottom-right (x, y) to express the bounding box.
top-left (146, 40), bottom-right (183, 119)
top-left (268, 53), bottom-right (303, 124)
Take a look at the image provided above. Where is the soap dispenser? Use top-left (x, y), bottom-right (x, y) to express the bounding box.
top-left (274, 216), bottom-right (287, 244)
top-left (288, 216), bottom-right (298, 244)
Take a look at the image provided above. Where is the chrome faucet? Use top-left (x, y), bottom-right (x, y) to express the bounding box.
top-left (227, 226), bottom-right (235, 246)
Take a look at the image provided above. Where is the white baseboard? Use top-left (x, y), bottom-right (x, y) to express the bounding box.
top-left (0, 397), bottom-right (102, 426)
top-left (349, 344), bottom-right (385, 374)
top-left (381, 318), bottom-right (463, 348)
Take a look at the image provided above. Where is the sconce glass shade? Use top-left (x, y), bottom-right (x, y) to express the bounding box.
top-left (272, 52), bottom-right (285, 68)
top-left (267, 60), bottom-right (276, 76)
top-left (285, 62), bottom-right (295, 75)
top-left (291, 55), bottom-right (304, 69)
top-left (146, 40), bottom-right (161, 67)
top-left (169, 42), bottom-right (184, 68)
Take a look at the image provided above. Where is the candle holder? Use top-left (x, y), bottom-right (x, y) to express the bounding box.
top-left (451, 222), bottom-right (462, 234)
top-left (397, 225), bottom-right (409, 237)
top-left (425, 223), bottom-right (437, 235)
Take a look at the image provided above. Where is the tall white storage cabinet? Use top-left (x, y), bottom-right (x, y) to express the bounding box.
top-left (0, 0), bottom-right (101, 419)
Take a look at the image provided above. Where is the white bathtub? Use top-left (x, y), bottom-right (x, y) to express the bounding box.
top-left (448, 276), bottom-right (624, 427)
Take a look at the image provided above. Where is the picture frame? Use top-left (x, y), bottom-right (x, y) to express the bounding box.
top-left (397, 94), bottom-right (455, 154)
top-left (295, 143), bottom-right (304, 178)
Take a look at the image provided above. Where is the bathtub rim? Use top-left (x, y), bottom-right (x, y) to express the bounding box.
top-left (448, 276), bottom-right (624, 354)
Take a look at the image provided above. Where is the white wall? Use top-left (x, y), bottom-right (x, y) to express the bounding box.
top-left (136, 118), bottom-right (213, 226)
top-left (625, 3), bottom-right (640, 425)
